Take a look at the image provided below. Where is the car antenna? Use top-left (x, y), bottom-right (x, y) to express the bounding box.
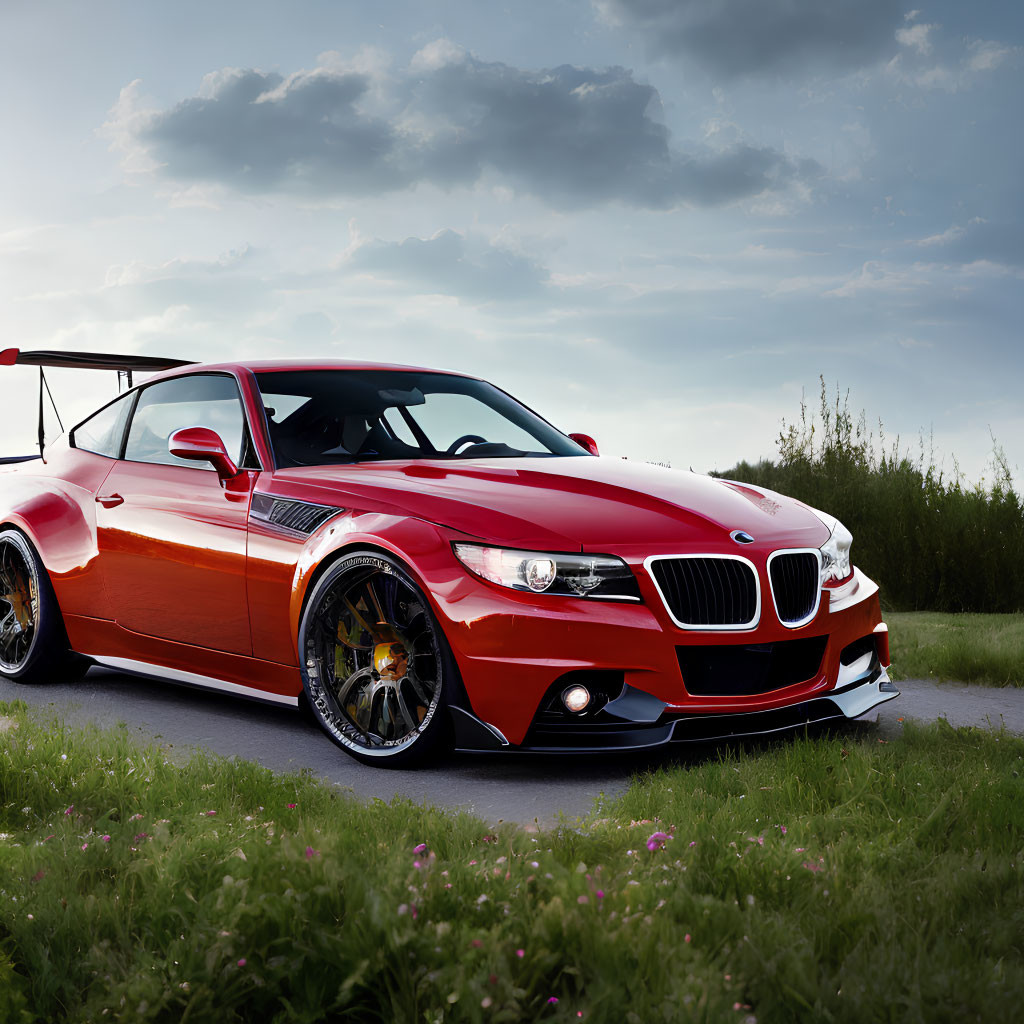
top-left (0, 348), bottom-right (194, 460)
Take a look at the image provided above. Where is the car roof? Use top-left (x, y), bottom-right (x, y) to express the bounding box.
top-left (149, 358), bottom-right (476, 381)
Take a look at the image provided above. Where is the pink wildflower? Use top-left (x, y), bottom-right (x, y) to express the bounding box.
top-left (689, 841), bottom-right (697, 847)
top-left (287, 803), bottom-right (297, 809)
top-left (548, 997), bottom-right (559, 1004)
top-left (596, 890), bottom-right (605, 899)
top-left (80, 843), bottom-right (88, 851)
top-left (516, 949), bottom-right (525, 958)
top-left (205, 810), bottom-right (216, 817)
top-left (413, 843), bottom-right (427, 854)
top-left (472, 939), bottom-right (483, 948)
top-left (64, 805), bottom-right (73, 816)
top-left (684, 933), bottom-right (691, 943)
top-left (802, 860), bottom-right (821, 873)
top-left (129, 813), bottom-right (144, 822)
top-left (102, 835), bottom-right (111, 843)
top-left (237, 958), bottom-right (247, 967)
top-left (414, 860), bottom-right (422, 869)
top-left (305, 846), bottom-right (319, 860)
top-left (646, 831), bottom-right (669, 852)
top-left (780, 825), bottom-right (788, 835)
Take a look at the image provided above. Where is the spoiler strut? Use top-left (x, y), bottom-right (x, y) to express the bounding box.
top-left (1, 348), bottom-right (194, 458)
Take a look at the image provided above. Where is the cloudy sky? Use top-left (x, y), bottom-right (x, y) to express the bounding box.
top-left (2, 0), bottom-right (1021, 481)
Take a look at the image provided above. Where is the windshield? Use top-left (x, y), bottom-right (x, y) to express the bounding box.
top-left (255, 369), bottom-right (586, 467)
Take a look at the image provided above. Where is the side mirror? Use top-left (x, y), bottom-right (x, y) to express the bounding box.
top-left (168, 427), bottom-right (239, 480)
top-left (568, 432), bottom-right (600, 457)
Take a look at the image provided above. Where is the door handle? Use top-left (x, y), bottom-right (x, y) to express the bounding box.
top-left (96, 493), bottom-right (124, 508)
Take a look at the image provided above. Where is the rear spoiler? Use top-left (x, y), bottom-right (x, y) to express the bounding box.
top-left (1, 348), bottom-right (194, 458)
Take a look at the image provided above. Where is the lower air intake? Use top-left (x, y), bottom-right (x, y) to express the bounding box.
top-left (677, 636), bottom-right (828, 696)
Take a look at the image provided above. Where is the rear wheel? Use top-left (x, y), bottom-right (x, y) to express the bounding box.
top-left (299, 550), bottom-right (453, 768)
top-left (0, 529), bottom-right (84, 684)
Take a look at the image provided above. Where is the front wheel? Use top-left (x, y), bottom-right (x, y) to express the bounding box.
top-left (298, 550), bottom-right (454, 768)
top-left (0, 529), bottom-right (84, 684)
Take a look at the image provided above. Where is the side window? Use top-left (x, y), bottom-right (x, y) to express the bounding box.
top-left (72, 393), bottom-right (134, 459)
top-left (124, 375), bottom-right (247, 469)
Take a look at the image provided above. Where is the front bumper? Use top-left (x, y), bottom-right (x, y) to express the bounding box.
top-left (437, 548), bottom-right (891, 747)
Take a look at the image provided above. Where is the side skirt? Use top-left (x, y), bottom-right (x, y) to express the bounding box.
top-left (89, 656), bottom-right (299, 708)
top-left (66, 613), bottom-right (302, 705)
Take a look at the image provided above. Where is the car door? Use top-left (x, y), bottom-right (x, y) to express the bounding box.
top-left (94, 372), bottom-right (259, 656)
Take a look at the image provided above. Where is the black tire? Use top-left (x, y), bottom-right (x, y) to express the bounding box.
top-left (298, 550), bottom-right (454, 768)
top-left (0, 529), bottom-right (84, 684)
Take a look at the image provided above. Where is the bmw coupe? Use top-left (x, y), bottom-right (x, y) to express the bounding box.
top-left (0, 349), bottom-right (897, 766)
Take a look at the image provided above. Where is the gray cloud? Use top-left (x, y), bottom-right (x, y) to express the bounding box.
top-left (600, 0), bottom-right (903, 78)
top-left (347, 229), bottom-right (548, 301)
top-left (121, 48), bottom-right (817, 208)
top-left (142, 69), bottom-right (406, 193)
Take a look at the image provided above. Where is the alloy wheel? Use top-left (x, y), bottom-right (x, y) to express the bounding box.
top-left (0, 537), bottom-right (39, 672)
top-left (302, 557), bottom-right (443, 757)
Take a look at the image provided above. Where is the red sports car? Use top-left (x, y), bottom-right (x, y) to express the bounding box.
top-left (0, 349), bottom-right (897, 766)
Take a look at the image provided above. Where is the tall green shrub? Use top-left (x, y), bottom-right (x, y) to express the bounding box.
top-left (716, 380), bottom-right (1024, 612)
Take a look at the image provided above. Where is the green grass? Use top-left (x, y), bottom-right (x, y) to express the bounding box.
top-left (888, 611), bottom-right (1024, 686)
top-left (2, 700), bottom-right (1024, 1022)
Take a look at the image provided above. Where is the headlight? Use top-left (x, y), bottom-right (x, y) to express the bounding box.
top-left (817, 516), bottom-right (853, 586)
top-left (453, 543), bottom-right (642, 601)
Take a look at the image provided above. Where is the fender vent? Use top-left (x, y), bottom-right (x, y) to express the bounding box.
top-left (250, 494), bottom-right (344, 535)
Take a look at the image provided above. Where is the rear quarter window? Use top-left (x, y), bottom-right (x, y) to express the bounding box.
top-left (71, 393), bottom-right (134, 459)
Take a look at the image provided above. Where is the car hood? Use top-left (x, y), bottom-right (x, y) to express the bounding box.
top-left (266, 457), bottom-right (831, 553)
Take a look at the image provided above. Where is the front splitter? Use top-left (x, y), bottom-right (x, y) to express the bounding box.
top-left (457, 668), bottom-right (900, 754)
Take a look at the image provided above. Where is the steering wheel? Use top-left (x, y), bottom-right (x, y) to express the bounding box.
top-left (446, 434), bottom-right (487, 455)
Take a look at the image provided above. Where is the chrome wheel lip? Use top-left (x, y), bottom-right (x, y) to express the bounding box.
top-left (0, 537), bottom-right (40, 673)
top-left (301, 557), bottom-right (442, 757)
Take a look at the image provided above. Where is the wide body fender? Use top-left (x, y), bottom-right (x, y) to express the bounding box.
top-left (0, 447), bottom-right (115, 619)
top-left (248, 511), bottom-right (472, 667)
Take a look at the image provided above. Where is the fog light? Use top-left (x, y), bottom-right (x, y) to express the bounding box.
top-left (562, 684), bottom-right (591, 713)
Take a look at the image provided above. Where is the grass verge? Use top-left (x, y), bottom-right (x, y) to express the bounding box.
top-left (1, 700), bottom-right (1023, 1022)
top-left (887, 610), bottom-right (1024, 685)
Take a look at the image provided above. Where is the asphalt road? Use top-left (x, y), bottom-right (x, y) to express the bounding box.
top-left (2, 668), bottom-right (1022, 826)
